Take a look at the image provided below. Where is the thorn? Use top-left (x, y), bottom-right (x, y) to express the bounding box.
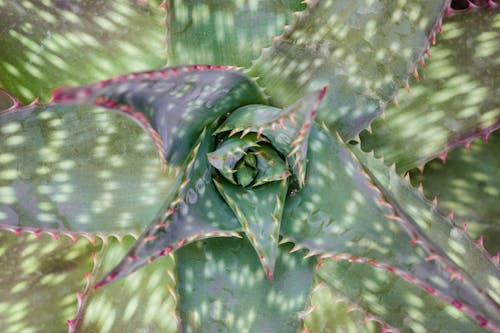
top-left (439, 152), bottom-right (447, 163)
top-left (420, 58), bottom-right (426, 68)
top-left (405, 80), bottom-right (411, 93)
top-left (304, 250), bottom-right (318, 259)
top-left (418, 164), bottom-right (425, 173)
top-left (465, 141), bottom-right (471, 150)
top-left (289, 244), bottom-right (302, 253)
top-left (413, 68), bottom-right (420, 81)
top-left (432, 196), bottom-right (438, 206)
top-left (462, 223), bottom-right (468, 232)
top-left (476, 236), bottom-right (484, 247)
top-left (392, 95), bottom-right (399, 107)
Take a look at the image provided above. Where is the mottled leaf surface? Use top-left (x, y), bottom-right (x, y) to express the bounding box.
top-left (176, 238), bottom-right (314, 333)
top-left (78, 236), bottom-right (178, 333)
top-left (410, 130), bottom-right (500, 254)
top-left (0, 232), bottom-right (96, 333)
top-left (53, 67), bottom-right (266, 165)
top-left (303, 283), bottom-right (381, 333)
top-left (352, 144), bottom-right (500, 313)
top-left (214, 179), bottom-right (287, 279)
top-left (250, 0), bottom-right (448, 139)
top-left (167, 0), bottom-right (305, 67)
top-left (317, 260), bottom-right (488, 332)
top-left (0, 0), bottom-right (166, 102)
top-left (361, 11), bottom-right (500, 171)
top-left (282, 125), bottom-right (498, 325)
top-left (0, 104), bottom-right (173, 234)
top-left (96, 128), bottom-right (240, 287)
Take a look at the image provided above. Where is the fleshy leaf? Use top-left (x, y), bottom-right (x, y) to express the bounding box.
top-left (167, 0), bottom-right (305, 67)
top-left (360, 11), bottom-right (500, 171)
top-left (0, 104), bottom-right (174, 234)
top-left (214, 178), bottom-right (287, 280)
top-left (52, 66), bottom-right (266, 166)
top-left (216, 88), bottom-right (326, 187)
top-left (95, 128), bottom-right (241, 288)
top-left (351, 144), bottom-right (500, 313)
top-left (175, 238), bottom-right (314, 333)
top-left (317, 259), bottom-right (489, 332)
top-left (0, 232), bottom-right (96, 333)
top-left (303, 283), bottom-right (388, 333)
top-left (249, 0), bottom-right (449, 139)
top-left (207, 133), bottom-right (263, 184)
top-left (409, 130), bottom-right (500, 254)
top-left (282, 125), bottom-right (499, 326)
top-left (76, 236), bottom-right (178, 333)
top-left (0, 0), bottom-right (166, 103)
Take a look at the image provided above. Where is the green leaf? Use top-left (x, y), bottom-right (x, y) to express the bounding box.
top-left (303, 283), bottom-right (382, 333)
top-left (409, 130), bottom-right (500, 254)
top-left (214, 178), bottom-right (287, 280)
top-left (95, 128), bottom-right (240, 288)
top-left (0, 104), bottom-right (173, 234)
top-left (317, 260), bottom-right (488, 332)
top-left (351, 143), bottom-right (500, 325)
top-left (167, 0), bottom-right (305, 67)
top-left (0, 0), bottom-right (166, 103)
top-left (249, 0), bottom-right (449, 139)
top-left (0, 231), bottom-right (96, 333)
top-left (282, 124), bottom-right (499, 327)
top-left (52, 66), bottom-right (266, 165)
top-left (176, 238), bottom-right (315, 333)
top-left (77, 236), bottom-right (178, 333)
top-left (360, 11), bottom-right (500, 171)
top-left (215, 88), bottom-right (327, 187)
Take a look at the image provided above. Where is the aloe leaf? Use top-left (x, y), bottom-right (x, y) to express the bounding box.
top-left (52, 66), bottom-right (266, 165)
top-left (360, 11), bottom-right (500, 171)
top-left (351, 144), bottom-right (500, 320)
top-left (175, 238), bottom-right (314, 333)
top-left (249, 0), bottom-right (449, 139)
top-left (214, 178), bottom-right (287, 280)
top-left (167, 0), bottom-right (305, 67)
top-left (0, 0), bottom-right (166, 103)
top-left (75, 236), bottom-right (178, 333)
top-left (95, 128), bottom-right (241, 288)
top-left (282, 124), bottom-right (499, 326)
top-left (0, 232), bottom-right (97, 333)
top-left (317, 260), bottom-right (489, 332)
top-left (409, 130), bottom-right (500, 254)
top-left (216, 88), bottom-right (326, 187)
top-left (303, 283), bottom-right (383, 332)
top-left (0, 104), bottom-right (173, 234)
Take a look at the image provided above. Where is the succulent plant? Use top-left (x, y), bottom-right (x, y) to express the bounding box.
top-left (0, 0), bottom-right (499, 332)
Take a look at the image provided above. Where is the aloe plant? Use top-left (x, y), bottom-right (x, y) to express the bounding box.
top-left (0, 0), bottom-right (499, 332)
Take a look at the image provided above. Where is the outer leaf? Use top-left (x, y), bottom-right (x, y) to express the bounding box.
top-left (175, 238), bottom-right (314, 333)
top-left (317, 260), bottom-right (488, 332)
top-left (282, 125), bottom-right (498, 327)
top-left (52, 66), bottom-right (266, 165)
top-left (166, 0), bottom-right (305, 67)
top-left (0, 232), bottom-right (96, 333)
top-left (249, 0), bottom-right (449, 139)
top-left (76, 236), bottom-right (178, 333)
top-left (0, 104), bottom-right (173, 234)
top-left (95, 128), bottom-right (240, 288)
top-left (303, 283), bottom-right (383, 333)
top-left (351, 144), bottom-right (500, 325)
top-left (0, 0), bottom-right (166, 102)
top-left (360, 11), bottom-right (500, 171)
top-left (409, 130), bottom-right (500, 254)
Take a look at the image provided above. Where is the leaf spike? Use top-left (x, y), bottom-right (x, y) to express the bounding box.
top-left (413, 67), bottom-right (420, 81)
top-left (405, 79), bottom-right (411, 93)
top-left (476, 236), bottom-right (484, 247)
top-left (289, 244), bottom-right (302, 253)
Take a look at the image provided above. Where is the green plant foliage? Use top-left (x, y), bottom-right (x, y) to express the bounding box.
top-left (0, 0), bottom-right (166, 102)
top-left (0, 0), bottom-right (499, 332)
top-left (409, 130), bottom-right (500, 254)
top-left (360, 11), bottom-right (500, 171)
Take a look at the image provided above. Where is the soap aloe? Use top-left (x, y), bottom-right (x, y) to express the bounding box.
top-left (0, 0), bottom-right (499, 332)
